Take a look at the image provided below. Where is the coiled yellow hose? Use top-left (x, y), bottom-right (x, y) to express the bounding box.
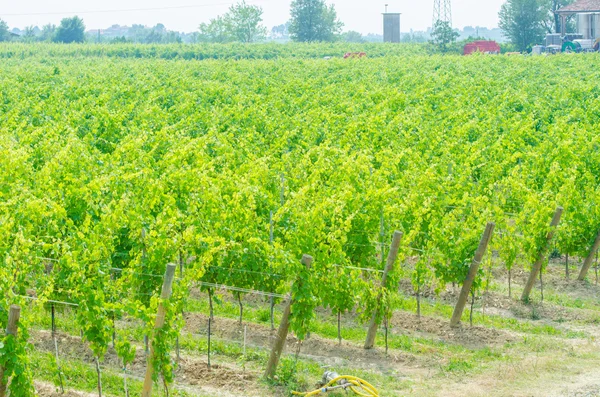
top-left (292, 375), bottom-right (379, 397)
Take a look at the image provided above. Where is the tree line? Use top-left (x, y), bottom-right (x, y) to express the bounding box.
top-left (0, 16), bottom-right (86, 43)
top-left (1, 0), bottom-right (574, 52)
top-left (0, 0), bottom-right (358, 44)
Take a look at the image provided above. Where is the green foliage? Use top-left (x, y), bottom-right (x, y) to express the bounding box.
top-left (1, 45), bottom-right (600, 390)
top-left (342, 31), bottom-right (365, 43)
top-left (198, 1), bottom-right (267, 43)
top-left (289, 264), bottom-right (317, 341)
top-left (227, 1), bottom-right (267, 43)
top-left (430, 21), bottom-right (460, 53)
top-left (0, 42), bottom-right (427, 60)
top-left (541, 0), bottom-right (575, 33)
top-left (445, 358), bottom-right (475, 373)
top-left (198, 16), bottom-right (234, 44)
top-left (22, 27), bottom-right (37, 43)
top-left (40, 24), bottom-right (57, 42)
top-left (0, 332), bottom-right (35, 396)
top-left (127, 24), bottom-right (182, 44)
top-left (0, 20), bottom-right (11, 43)
top-left (499, 0), bottom-right (546, 52)
top-left (289, 0), bottom-right (343, 42)
top-left (54, 16), bottom-right (86, 44)
top-left (270, 356), bottom-right (301, 390)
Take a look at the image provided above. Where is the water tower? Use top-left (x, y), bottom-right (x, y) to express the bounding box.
top-left (383, 4), bottom-right (401, 43)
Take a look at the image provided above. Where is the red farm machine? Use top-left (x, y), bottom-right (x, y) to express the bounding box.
top-left (463, 41), bottom-right (501, 55)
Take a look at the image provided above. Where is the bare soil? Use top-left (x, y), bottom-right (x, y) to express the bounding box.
top-left (390, 310), bottom-right (517, 347)
top-left (30, 256), bottom-right (600, 397)
top-left (35, 382), bottom-right (96, 397)
top-left (30, 330), bottom-right (265, 397)
top-left (183, 312), bottom-right (428, 376)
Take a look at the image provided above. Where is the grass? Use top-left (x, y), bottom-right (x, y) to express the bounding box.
top-left (394, 294), bottom-right (587, 338)
top-left (187, 289), bottom-right (586, 341)
top-left (28, 323), bottom-right (408, 396)
top-left (490, 281), bottom-right (600, 312)
top-left (184, 294), bottom-right (517, 364)
top-left (29, 351), bottom-right (195, 397)
top-left (25, 291), bottom-right (582, 375)
top-left (21, 276), bottom-right (600, 396)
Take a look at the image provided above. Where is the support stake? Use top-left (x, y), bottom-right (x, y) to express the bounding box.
top-left (141, 264), bottom-right (177, 397)
top-left (365, 231), bottom-right (403, 349)
top-left (264, 255), bottom-right (313, 379)
top-left (450, 222), bottom-right (495, 328)
top-left (521, 207), bottom-right (563, 302)
top-left (578, 230), bottom-right (600, 281)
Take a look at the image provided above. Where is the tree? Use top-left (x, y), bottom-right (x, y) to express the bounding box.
top-left (430, 21), bottom-right (459, 52)
top-left (197, 2), bottom-right (266, 43)
top-left (541, 0), bottom-right (575, 33)
top-left (23, 26), bottom-right (37, 43)
top-left (270, 23), bottom-right (290, 40)
top-left (144, 29), bottom-right (164, 44)
top-left (112, 36), bottom-right (130, 44)
top-left (0, 19), bottom-right (11, 42)
top-left (40, 24), bottom-right (57, 42)
top-left (227, 1), bottom-right (267, 43)
top-left (54, 16), bottom-right (86, 43)
top-left (198, 16), bottom-right (234, 43)
top-left (342, 31), bottom-right (365, 43)
top-left (499, 0), bottom-right (545, 52)
top-left (289, 0), bottom-right (343, 42)
top-left (401, 32), bottom-right (427, 43)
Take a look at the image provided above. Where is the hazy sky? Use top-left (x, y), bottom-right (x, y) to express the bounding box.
top-left (1, 0), bottom-right (506, 34)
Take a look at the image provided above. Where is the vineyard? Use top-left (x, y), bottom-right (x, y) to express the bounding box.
top-left (0, 43), bottom-right (426, 61)
top-left (1, 44), bottom-right (600, 397)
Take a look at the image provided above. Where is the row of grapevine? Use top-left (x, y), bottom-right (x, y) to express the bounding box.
top-left (0, 42), bottom-right (428, 61)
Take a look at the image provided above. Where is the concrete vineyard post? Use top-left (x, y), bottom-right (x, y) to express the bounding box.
top-left (364, 231), bottom-right (403, 350)
top-left (0, 305), bottom-right (21, 397)
top-left (578, 230), bottom-right (600, 281)
top-left (264, 254), bottom-right (313, 379)
top-left (450, 223), bottom-right (495, 328)
top-left (141, 264), bottom-right (177, 397)
top-left (521, 207), bottom-right (564, 303)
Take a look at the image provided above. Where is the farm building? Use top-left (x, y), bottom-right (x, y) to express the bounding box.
top-left (557, 0), bottom-right (600, 39)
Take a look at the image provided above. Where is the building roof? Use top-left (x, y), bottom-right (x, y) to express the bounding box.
top-left (557, 0), bottom-right (600, 14)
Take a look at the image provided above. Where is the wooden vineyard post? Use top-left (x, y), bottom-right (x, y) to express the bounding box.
top-left (521, 207), bottom-right (564, 303)
top-left (141, 264), bottom-right (177, 397)
top-left (450, 223), bottom-right (495, 328)
top-left (364, 231), bottom-right (403, 349)
top-left (0, 305), bottom-right (21, 397)
top-left (264, 254), bottom-right (313, 379)
top-left (578, 230), bottom-right (600, 281)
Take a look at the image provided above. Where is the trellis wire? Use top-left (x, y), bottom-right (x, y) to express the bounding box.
top-left (196, 282), bottom-right (289, 300)
top-left (331, 264), bottom-right (384, 274)
top-left (109, 267), bottom-right (289, 299)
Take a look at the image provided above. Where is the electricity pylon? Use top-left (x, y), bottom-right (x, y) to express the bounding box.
top-left (433, 0), bottom-right (452, 27)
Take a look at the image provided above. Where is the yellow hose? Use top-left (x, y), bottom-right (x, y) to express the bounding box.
top-left (292, 375), bottom-right (379, 397)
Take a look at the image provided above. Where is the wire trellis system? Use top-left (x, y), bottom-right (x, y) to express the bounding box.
top-left (196, 281), bottom-right (289, 300)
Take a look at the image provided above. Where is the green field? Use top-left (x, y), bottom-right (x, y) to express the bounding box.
top-left (1, 44), bottom-right (600, 397)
